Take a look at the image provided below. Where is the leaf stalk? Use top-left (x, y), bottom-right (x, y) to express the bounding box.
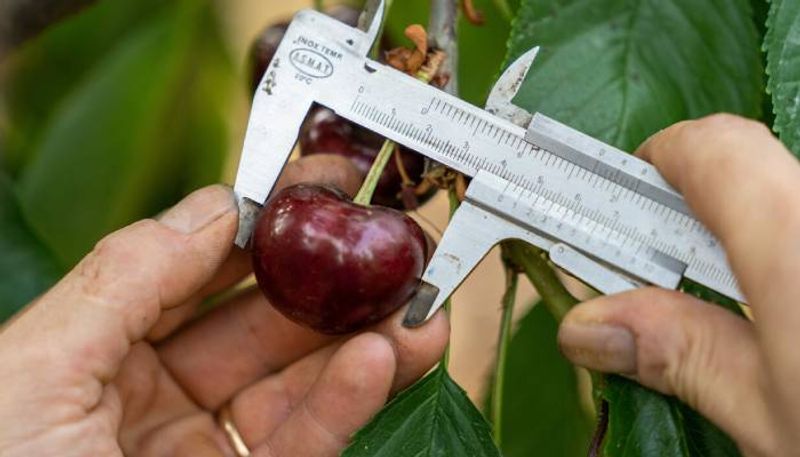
top-left (505, 240), bottom-right (577, 321)
top-left (491, 253), bottom-right (518, 446)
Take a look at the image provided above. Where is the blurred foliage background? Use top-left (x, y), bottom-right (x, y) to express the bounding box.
top-left (1, 0), bottom-right (235, 320)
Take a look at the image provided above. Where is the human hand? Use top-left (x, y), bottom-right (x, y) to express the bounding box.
top-left (0, 154), bottom-right (449, 457)
top-left (557, 114), bottom-right (800, 456)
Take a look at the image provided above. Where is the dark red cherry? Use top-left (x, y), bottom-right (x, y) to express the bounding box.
top-left (299, 106), bottom-right (434, 209)
top-left (252, 184), bottom-right (427, 334)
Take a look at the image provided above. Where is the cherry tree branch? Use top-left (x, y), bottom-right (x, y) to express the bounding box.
top-left (0, 0), bottom-right (97, 58)
top-left (427, 0), bottom-right (458, 95)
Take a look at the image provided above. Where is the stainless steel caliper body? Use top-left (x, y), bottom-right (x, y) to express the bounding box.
top-left (233, 0), bottom-right (744, 327)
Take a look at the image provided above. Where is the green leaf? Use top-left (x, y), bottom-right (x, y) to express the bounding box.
top-left (507, 0), bottom-right (764, 152)
top-left (159, 7), bottom-right (236, 193)
top-left (765, 0), bottom-right (800, 156)
top-left (0, 172), bottom-right (62, 322)
top-left (384, 0), bottom-right (515, 105)
top-left (343, 365), bottom-right (501, 457)
top-left (486, 302), bottom-right (593, 457)
top-left (0, 0), bottom-right (167, 175)
top-left (602, 376), bottom-right (739, 457)
top-left (16, 0), bottom-right (232, 267)
top-left (507, 1), bottom-right (762, 455)
top-left (751, 0), bottom-right (769, 38)
top-left (458, 0), bottom-right (519, 105)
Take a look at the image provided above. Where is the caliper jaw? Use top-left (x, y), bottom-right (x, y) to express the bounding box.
top-left (403, 175), bottom-right (556, 327)
top-left (232, 0), bottom-right (386, 248)
top-left (484, 47), bottom-right (538, 127)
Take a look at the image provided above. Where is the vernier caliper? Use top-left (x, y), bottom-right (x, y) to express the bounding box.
top-left (233, 0), bottom-right (745, 327)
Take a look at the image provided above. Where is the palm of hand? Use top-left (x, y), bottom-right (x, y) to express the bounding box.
top-left (0, 158), bottom-right (448, 457)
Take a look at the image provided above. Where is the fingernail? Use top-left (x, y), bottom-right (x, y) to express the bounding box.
top-left (158, 185), bottom-right (237, 234)
top-left (558, 322), bottom-right (637, 374)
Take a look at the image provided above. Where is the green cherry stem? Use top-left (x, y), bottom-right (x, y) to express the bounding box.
top-left (488, 240), bottom-right (579, 446)
top-left (491, 252), bottom-right (519, 446)
top-left (439, 186), bottom-right (461, 369)
top-left (505, 240), bottom-right (577, 321)
top-left (353, 62), bottom-right (437, 206)
top-left (353, 140), bottom-right (396, 205)
top-left (313, 0), bottom-right (323, 12)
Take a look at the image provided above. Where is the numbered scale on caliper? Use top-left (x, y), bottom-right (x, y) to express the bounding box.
top-left (231, 0), bottom-right (745, 328)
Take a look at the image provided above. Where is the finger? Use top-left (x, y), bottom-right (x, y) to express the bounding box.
top-left (635, 114), bottom-right (800, 435)
top-left (147, 247), bottom-right (251, 341)
top-left (252, 332), bottom-right (396, 457)
top-left (158, 287), bottom-right (335, 409)
top-left (558, 288), bottom-right (778, 455)
top-left (0, 185), bottom-right (238, 420)
top-left (135, 413), bottom-right (230, 457)
top-left (228, 309), bottom-right (449, 447)
top-left (159, 277), bottom-right (449, 410)
top-left (148, 154), bottom-right (363, 340)
top-left (276, 153), bottom-right (364, 197)
top-left (635, 114), bottom-right (800, 315)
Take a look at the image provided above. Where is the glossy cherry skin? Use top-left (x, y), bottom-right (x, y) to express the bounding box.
top-left (252, 185), bottom-right (427, 334)
top-left (299, 106), bottom-right (432, 208)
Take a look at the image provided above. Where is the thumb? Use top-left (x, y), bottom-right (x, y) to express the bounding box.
top-left (557, 288), bottom-right (774, 454)
top-left (0, 185), bottom-right (237, 407)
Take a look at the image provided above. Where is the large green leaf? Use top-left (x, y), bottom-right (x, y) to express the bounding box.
top-left (507, 0), bottom-right (763, 152)
top-left (342, 365), bottom-right (501, 457)
top-left (0, 172), bottom-right (61, 322)
top-left (0, 0), bottom-right (166, 175)
top-left (486, 302), bottom-right (593, 457)
top-left (384, 0), bottom-right (515, 105)
top-left (602, 377), bottom-right (739, 457)
top-left (507, 0), bottom-right (762, 455)
top-left (157, 6), bottom-right (235, 193)
top-left (16, 0), bottom-right (232, 267)
top-left (765, 0), bottom-right (800, 156)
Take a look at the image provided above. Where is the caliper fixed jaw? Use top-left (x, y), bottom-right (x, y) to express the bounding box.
top-left (402, 200), bottom-right (507, 327)
top-left (232, 0), bottom-right (387, 248)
